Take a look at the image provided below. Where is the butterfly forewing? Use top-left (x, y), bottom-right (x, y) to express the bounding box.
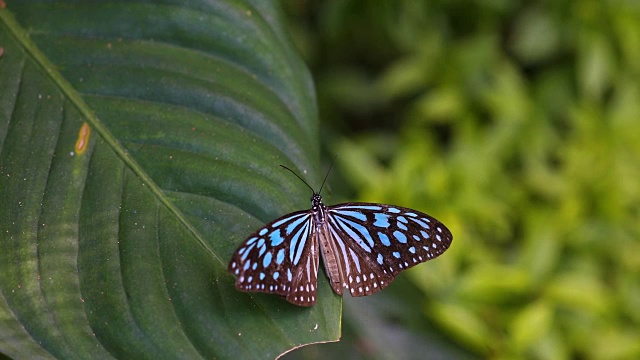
top-left (324, 203), bottom-right (453, 297)
top-left (228, 210), bottom-right (320, 306)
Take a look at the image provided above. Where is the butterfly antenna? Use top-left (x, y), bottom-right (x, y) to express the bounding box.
top-left (279, 165), bottom-right (315, 193)
top-left (318, 155), bottom-right (337, 195)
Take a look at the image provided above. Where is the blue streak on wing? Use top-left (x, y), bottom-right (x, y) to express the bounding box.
top-left (276, 248), bottom-right (285, 265)
top-left (263, 252), bottom-right (272, 267)
top-left (290, 219), bottom-right (311, 265)
top-left (336, 205), bottom-right (382, 211)
top-left (241, 243), bottom-right (256, 261)
top-left (348, 247), bottom-right (361, 272)
top-left (332, 215), bottom-right (373, 252)
top-left (272, 212), bottom-right (308, 227)
top-left (373, 213), bottom-right (390, 228)
top-left (410, 217), bottom-right (430, 229)
top-left (269, 229), bottom-right (284, 246)
top-left (393, 230), bottom-right (407, 243)
top-left (285, 215), bottom-right (309, 235)
top-left (328, 224), bottom-right (352, 274)
top-left (378, 232), bottom-right (391, 246)
top-left (332, 210), bottom-right (367, 221)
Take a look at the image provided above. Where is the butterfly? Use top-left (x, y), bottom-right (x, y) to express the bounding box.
top-left (228, 165), bottom-right (453, 306)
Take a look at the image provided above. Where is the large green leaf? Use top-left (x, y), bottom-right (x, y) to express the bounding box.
top-left (0, 1), bottom-right (340, 359)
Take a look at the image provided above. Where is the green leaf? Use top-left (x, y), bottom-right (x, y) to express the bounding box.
top-left (429, 301), bottom-right (492, 355)
top-left (509, 300), bottom-right (553, 352)
top-left (0, 2), bottom-right (339, 359)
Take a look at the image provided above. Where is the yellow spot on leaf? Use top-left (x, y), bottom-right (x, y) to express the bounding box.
top-left (75, 122), bottom-right (91, 154)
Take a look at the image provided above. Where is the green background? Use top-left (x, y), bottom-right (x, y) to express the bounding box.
top-left (282, 1), bottom-right (640, 359)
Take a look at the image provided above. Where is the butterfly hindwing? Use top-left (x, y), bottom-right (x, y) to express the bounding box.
top-left (321, 219), bottom-right (394, 297)
top-left (228, 210), bottom-right (320, 306)
top-left (325, 202), bottom-right (453, 297)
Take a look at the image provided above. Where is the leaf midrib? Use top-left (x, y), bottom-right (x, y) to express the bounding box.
top-left (0, 9), bottom-right (222, 265)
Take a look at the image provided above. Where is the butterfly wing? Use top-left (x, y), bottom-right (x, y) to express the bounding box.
top-left (228, 210), bottom-right (320, 306)
top-left (324, 202), bottom-right (453, 297)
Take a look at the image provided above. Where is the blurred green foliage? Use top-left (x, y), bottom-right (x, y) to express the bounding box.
top-left (282, 0), bottom-right (640, 359)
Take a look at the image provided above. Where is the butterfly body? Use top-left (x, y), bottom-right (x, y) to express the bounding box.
top-left (228, 193), bottom-right (452, 306)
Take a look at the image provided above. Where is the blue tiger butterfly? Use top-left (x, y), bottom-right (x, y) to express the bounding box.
top-left (228, 165), bottom-right (452, 306)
